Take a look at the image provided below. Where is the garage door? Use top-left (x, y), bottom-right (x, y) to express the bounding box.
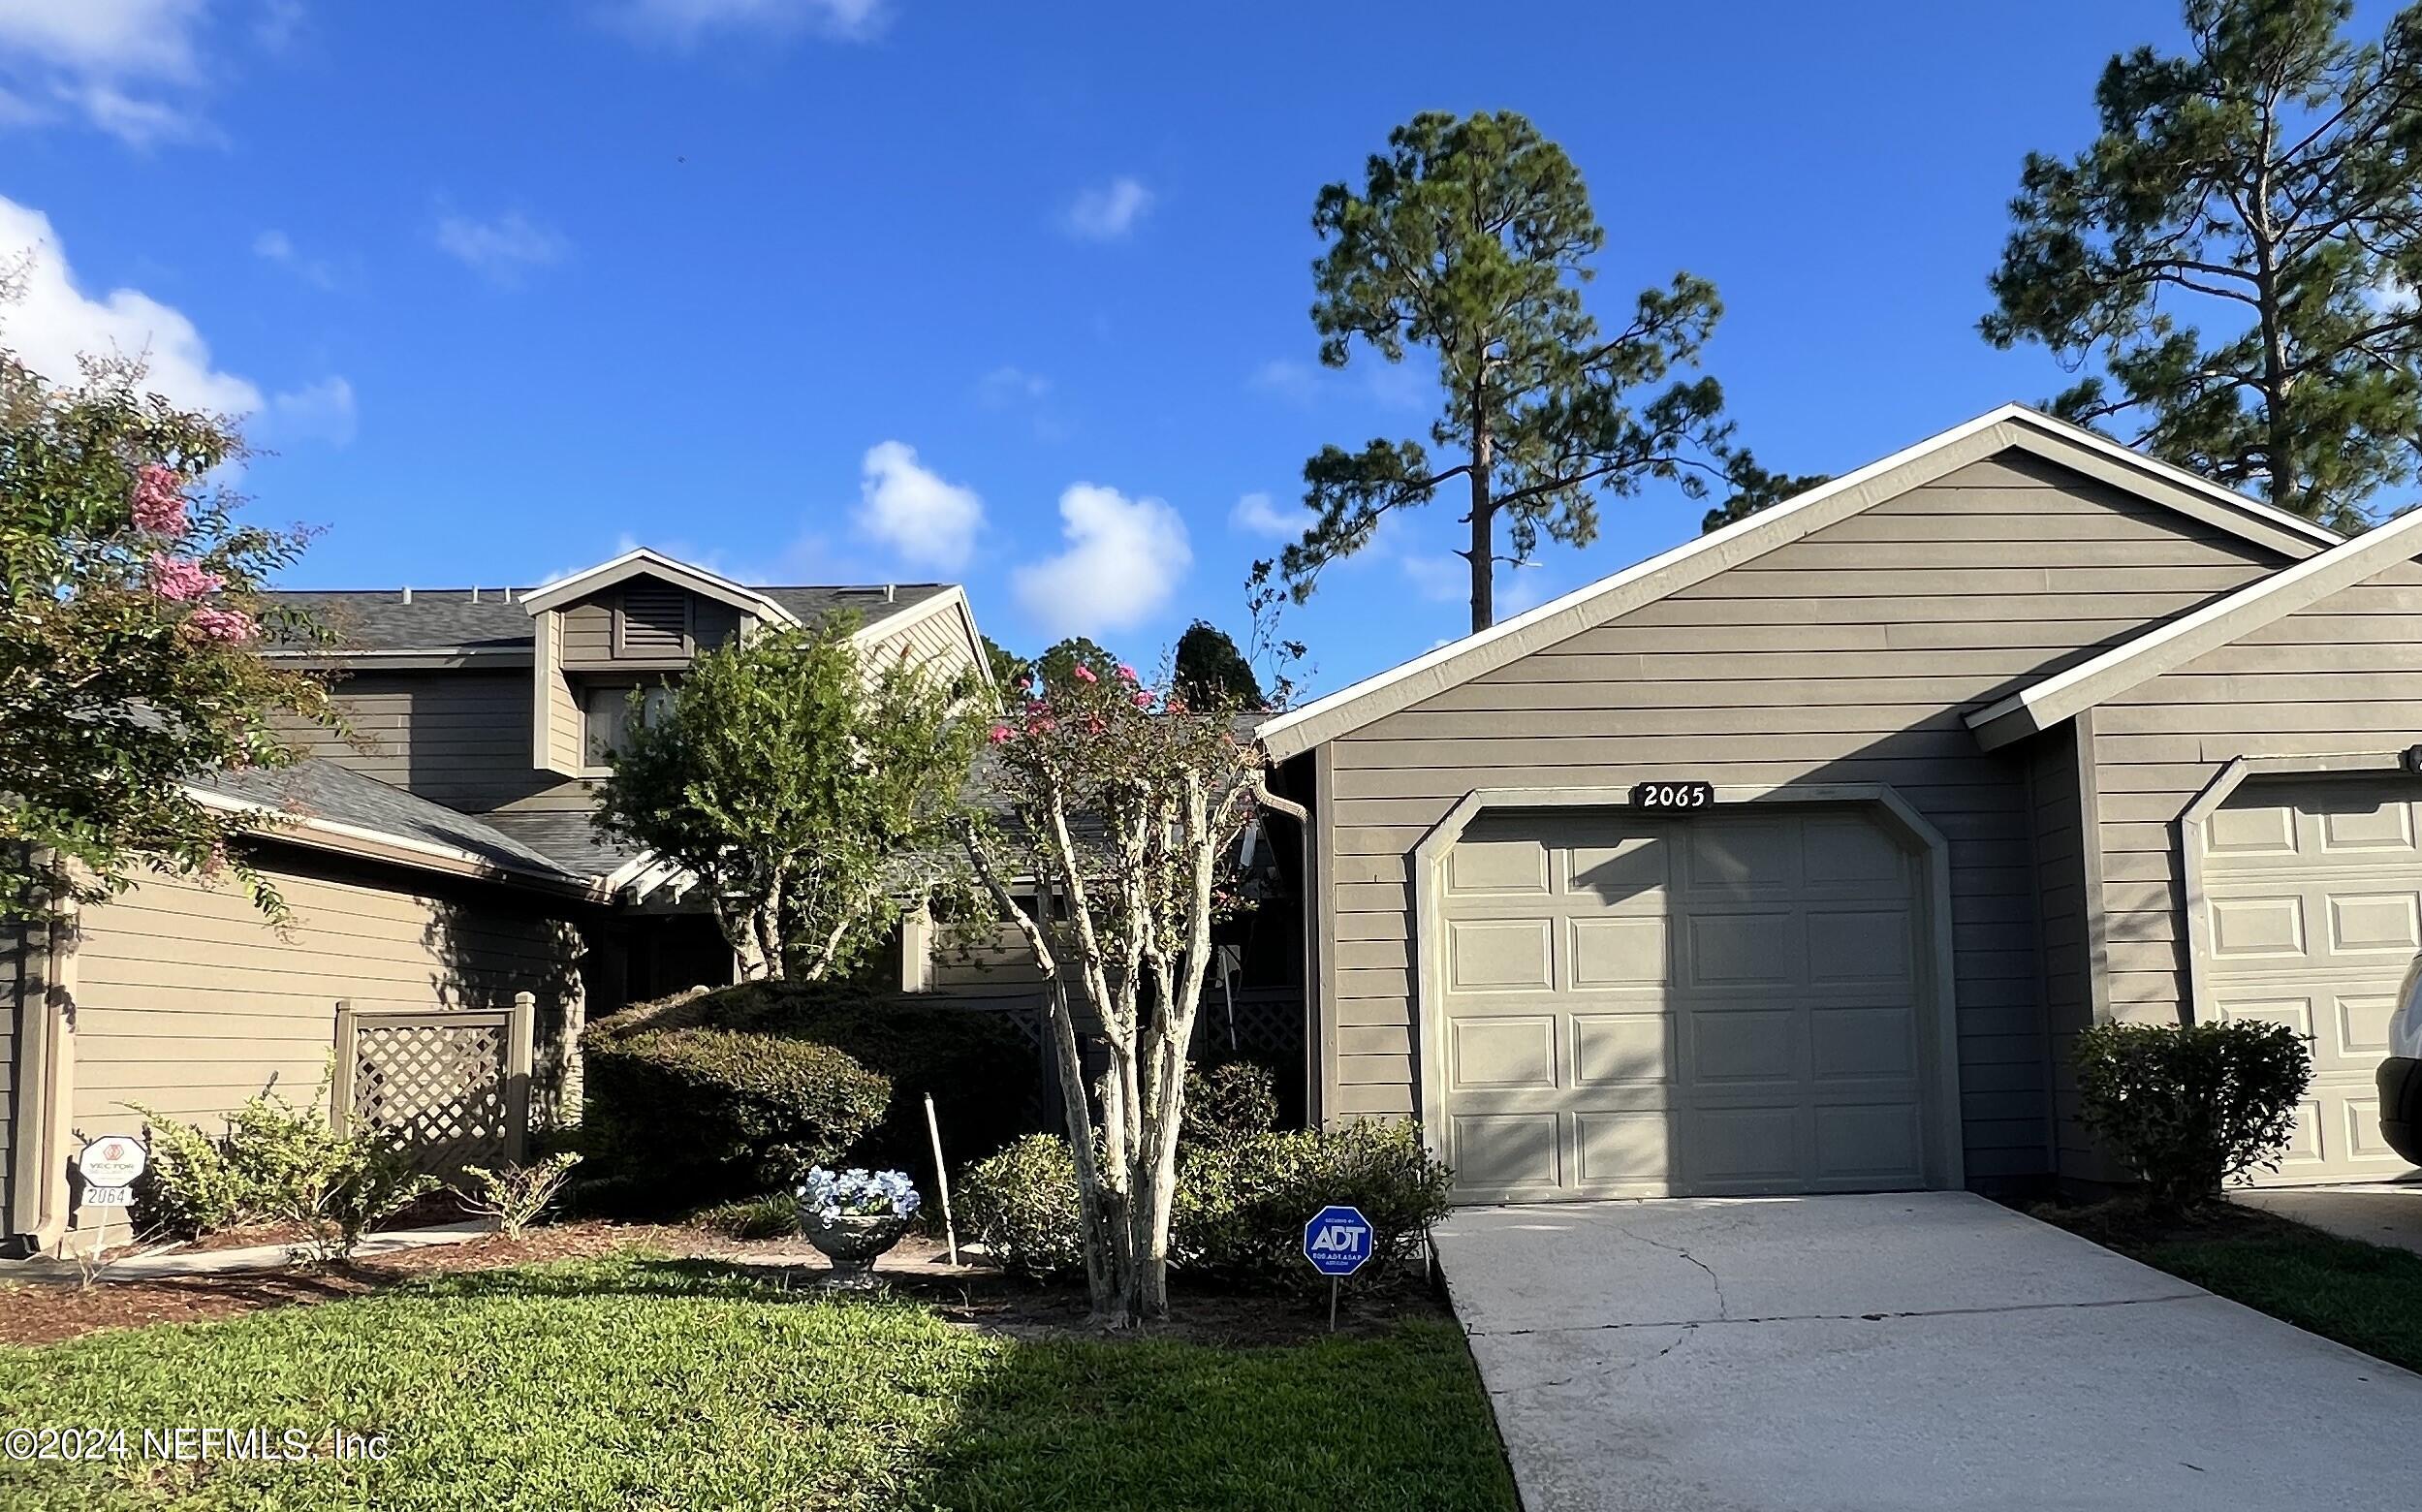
top-left (2200, 776), bottom-right (2422, 1185)
top-left (1436, 805), bottom-right (1934, 1201)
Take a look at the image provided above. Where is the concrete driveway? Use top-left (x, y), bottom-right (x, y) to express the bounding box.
top-left (1433, 1192), bottom-right (2417, 1512)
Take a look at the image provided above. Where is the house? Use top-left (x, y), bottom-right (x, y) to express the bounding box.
top-left (3, 549), bottom-right (990, 1255)
top-left (1261, 403), bottom-right (2422, 1204)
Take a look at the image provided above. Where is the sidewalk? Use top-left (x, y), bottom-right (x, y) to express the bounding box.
top-left (2229, 1183), bottom-right (2422, 1259)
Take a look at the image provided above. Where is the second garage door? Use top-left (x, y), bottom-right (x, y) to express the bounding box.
top-left (1436, 805), bottom-right (1935, 1202)
top-left (2200, 776), bottom-right (2422, 1186)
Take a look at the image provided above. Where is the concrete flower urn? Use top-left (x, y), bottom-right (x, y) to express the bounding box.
top-left (801, 1211), bottom-right (913, 1289)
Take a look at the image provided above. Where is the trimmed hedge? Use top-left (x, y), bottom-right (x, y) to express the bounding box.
top-left (582, 981), bottom-right (1037, 1202)
top-left (959, 1119), bottom-right (1453, 1292)
top-left (2074, 1019), bottom-right (2312, 1211)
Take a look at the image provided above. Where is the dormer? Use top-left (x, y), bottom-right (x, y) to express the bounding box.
top-left (521, 549), bottom-right (800, 778)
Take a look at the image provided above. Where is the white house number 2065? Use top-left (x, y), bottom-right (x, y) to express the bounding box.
top-left (1631, 780), bottom-right (1715, 810)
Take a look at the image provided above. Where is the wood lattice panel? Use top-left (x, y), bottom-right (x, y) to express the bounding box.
top-left (349, 1015), bottom-right (512, 1176)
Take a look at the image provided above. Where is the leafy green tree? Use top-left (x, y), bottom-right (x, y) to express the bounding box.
top-left (1983, 0), bottom-right (2422, 531)
top-left (980, 634), bottom-right (1026, 692)
top-left (0, 339), bottom-right (334, 918)
top-left (1171, 619), bottom-right (1263, 709)
top-left (593, 619), bottom-right (980, 983)
top-left (1701, 457), bottom-right (1832, 534)
top-left (1035, 636), bottom-right (1120, 690)
top-left (1278, 110), bottom-right (1734, 632)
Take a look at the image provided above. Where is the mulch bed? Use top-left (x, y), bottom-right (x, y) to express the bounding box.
top-left (1, 1223), bottom-right (1447, 1350)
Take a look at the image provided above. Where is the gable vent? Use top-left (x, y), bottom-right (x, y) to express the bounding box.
top-left (618, 583), bottom-right (689, 652)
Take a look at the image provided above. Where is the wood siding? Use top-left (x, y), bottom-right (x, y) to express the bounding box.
top-left (0, 917), bottom-right (25, 1236)
top-left (2024, 716), bottom-right (2112, 1179)
top-left (556, 579), bottom-right (744, 670)
top-left (68, 851), bottom-right (584, 1137)
top-left (1319, 450), bottom-right (2291, 1182)
top-left (283, 668), bottom-right (599, 821)
top-left (2090, 556), bottom-right (2422, 1030)
top-left (866, 599), bottom-right (980, 685)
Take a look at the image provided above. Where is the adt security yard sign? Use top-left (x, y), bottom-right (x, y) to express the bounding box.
top-left (1303, 1205), bottom-right (1374, 1277)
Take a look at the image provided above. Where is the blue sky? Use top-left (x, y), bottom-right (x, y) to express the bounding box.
top-left (1, 0), bottom-right (2225, 694)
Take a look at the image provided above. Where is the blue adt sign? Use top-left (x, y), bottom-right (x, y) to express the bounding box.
top-left (1303, 1205), bottom-right (1375, 1277)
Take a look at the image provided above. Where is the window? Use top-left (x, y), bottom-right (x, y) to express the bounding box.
top-left (582, 680), bottom-right (676, 766)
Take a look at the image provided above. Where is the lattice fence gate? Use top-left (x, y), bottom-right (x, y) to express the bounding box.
top-left (333, 995), bottom-right (533, 1177)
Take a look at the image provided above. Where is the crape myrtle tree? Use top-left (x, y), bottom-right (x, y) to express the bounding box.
top-left (594, 618), bottom-right (980, 983)
top-left (955, 658), bottom-right (1269, 1326)
top-left (1276, 110), bottom-right (1746, 633)
top-left (1984, 0), bottom-right (2422, 531)
top-left (0, 324), bottom-right (334, 919)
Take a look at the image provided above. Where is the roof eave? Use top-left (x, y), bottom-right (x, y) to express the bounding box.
top-left (187, 786), bottom-right (611, 901)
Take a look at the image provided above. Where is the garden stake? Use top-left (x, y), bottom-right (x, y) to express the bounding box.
top-left (925, 1093), bottom-right (959, 1265)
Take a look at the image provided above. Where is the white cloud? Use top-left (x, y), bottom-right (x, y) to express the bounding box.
top-left (0, 0), bottom-right (211, 146)
top-left (1399, 551), bottom-right (1467, 603)
top-left (267, 375), bottom-right (358, 447)
top-left (252, 226), bottom-right (337, 288)
top-left (0, 193), bottom-right (261, 415)
top-left (1012, 483), bottom-right (1191, 636)
top-left (1249, 357), bottom-right (1318, 405)
top-left (856, 440), bottom-right (984, 570)
top-left (434, 210), bottom-right (566, 284)
top-left (1229, 490), bottom-right (1299, 539)
top-left (2364, 273), bottom-right (2416, 314)
top-left (977, 364), bottom-right (1049, 406)
top-left (606, 0), bottom-right (886, 45)
top-left (1065, 176), bottom-right (1153, 241)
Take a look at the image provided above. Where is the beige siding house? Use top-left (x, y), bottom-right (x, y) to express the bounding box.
top-left (3, 549), bottom-right (994, 1255)
top-left (1264, 404), bottom-right (2422, 1201)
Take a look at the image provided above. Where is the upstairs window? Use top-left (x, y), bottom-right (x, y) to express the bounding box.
top-left (583, 680), bottom-right (676, 767)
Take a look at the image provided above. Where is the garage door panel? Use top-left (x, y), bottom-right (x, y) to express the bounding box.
top-left (1568, 916), bottom-right (1670, 987)
top-left (1809, 908), bottom-right (1913, 983)
top-left (2202, 777), bottom-right (2422, 1186)
top-left (1446, 834), bottom-right (1552, 895)
top-left (1449, 1016), bottom-right (1557, 1090)
top-left (1441, 805), bottom-right (1934, 1201)
top-left (1446, 917), bottom-right (1554, 992)
top-left (1683, 910), bottom-right (1801, 987)
top-left (1449, 1112), bottom-right (1561, 1192)
top-left (1811, 1006), bottom-right (1918, 1080)
top-left (1571, 1014), bottom-right (1673, 1085)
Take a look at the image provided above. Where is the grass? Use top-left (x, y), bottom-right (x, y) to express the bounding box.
top-left (2041, 1199), bottom-right (2422, 1375)
top-left (0, 1256), bottom-right (1517, 1511)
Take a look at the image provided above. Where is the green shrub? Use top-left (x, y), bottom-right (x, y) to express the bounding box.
top-left (131, 1087), bottom-right (437, 1259)
top-left (2073, 1020), bottom-right (2313, 1211)
top-left (582, 982), bottom-right (1035, 1203)
top-left (1181, 1060), bottom-right (1279, 1150)
top-left (585, 1002), bottom-right (891, 1200)
top-left (458, 1153), bottom-right (584, 1240)
top-left (959, 1120), bottom-right (1454, 1293)
top-left (958, 1134), bottom-right (1086, 1280)
top-left (1178, 1120), bottom-right (1452, 1291)
top-left (692, 1190), bottom-right (804, 1241)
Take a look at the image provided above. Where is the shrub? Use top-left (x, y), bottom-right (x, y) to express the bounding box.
top-left (1178, 1120), bottom-right (1453, 1291)
top-left (2073, 1020), bottom-right (2313, 1211)
top-left (1181, 1060), bottom-right (1279, 1150)
top-left (458, 1153), bottom-right (584, 1240)
top-left (584, 1000), bottom-right (892, 1201)
top-left (693, 1191), bottom-right (803, 1241)
top-left (133, 1087), bottom-right (438, 1260)
top-left (582, 982), bottom-right (1035, 1203)
top-left (959, 1121), bottom-right (1454, 1293)
top-left (958, 1134), bottom-right (1085, 1280)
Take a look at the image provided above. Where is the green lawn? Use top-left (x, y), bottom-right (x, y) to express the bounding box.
top-left (0, 1257), bottom-right (1517, 1511)
top-left (2044, 1201), bottom-right (2422, 1375)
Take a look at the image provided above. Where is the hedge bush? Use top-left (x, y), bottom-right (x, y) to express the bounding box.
top-left (1180, 1060), bottom-right (1279, 1150)
top-left (2073, 1020), bottom-right (2313, 1211)
top-left (130, 1087), bottom-right (436, 1258)
top-left (582, 982), bottom-right (1036, 1201)
top-left (957, 1119), bottom-right (1454, 1291)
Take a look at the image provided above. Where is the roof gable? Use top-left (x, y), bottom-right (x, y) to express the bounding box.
top-left (1967, 502), bottom-right (2422, 749)
top-left (520, 547), bottom-right (796, 623)
top-left (1254, 405), bottom-right (2338, 762)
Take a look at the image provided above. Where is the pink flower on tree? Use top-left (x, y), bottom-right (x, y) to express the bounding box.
top-left (988, 724), bottom-right (1015, 745)
top-left (150, 553), bottom-right (226, 604)
top-left (1131, 690), bottom-right (1154, 709)
top-left (1116, 664), bottom-right (1137, 682)
top-left (184, 607), bottom-right (258, 643)
top-left (1072, 664), bottom-right (1097, 684)
top-left (130, 464), bottom-right (188, 536)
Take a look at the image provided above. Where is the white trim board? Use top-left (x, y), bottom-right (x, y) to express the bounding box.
top-left (1255, 404), bottom-right (2336, 763)
top-left (1967, 502), bottom-right (2422, 749)
top-left (519, 547), bottom-right (800, 624)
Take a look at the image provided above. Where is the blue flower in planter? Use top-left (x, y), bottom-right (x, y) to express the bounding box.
top-left (796, 1165), bottom-right (923, 1223)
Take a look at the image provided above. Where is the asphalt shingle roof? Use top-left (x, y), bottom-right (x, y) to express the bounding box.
top-left (265, 583), bottom-right (953, 654)
top-left (197, 760), bottom-right (586, 883)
